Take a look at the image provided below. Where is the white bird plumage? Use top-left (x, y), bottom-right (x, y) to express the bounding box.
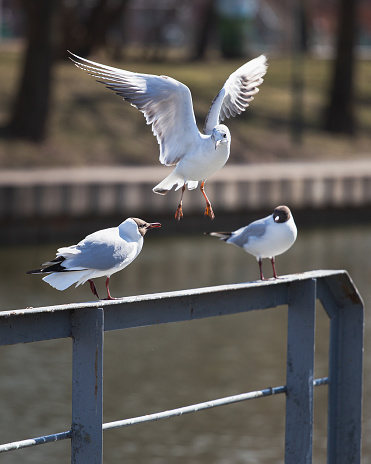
top-left (206, 206), bottom-right (297, 280)
top-left (68, 51), bottom-right (268, 220)
top-left (27, 218), bottom-right (161, 299)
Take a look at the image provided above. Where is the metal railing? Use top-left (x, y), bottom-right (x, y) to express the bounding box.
top-left (0, 270), bottom-right (364, 464)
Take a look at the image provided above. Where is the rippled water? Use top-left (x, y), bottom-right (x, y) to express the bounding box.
top-left (0, 224), bottom-right (370, 464)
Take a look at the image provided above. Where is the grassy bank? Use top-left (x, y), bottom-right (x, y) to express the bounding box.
top-left (0, 46), bottom-right (370, 168)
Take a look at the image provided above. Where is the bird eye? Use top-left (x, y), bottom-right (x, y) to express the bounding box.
top-left (223, 134), bottom-right (227, 138)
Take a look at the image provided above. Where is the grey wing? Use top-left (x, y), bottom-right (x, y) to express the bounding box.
top-left (203, 55), bottom-right (268, 134)
top-left (59, 235), bottom-right (132, 271)
top-left (69, 52), bottom-right (201, 166)
top-left (69, 242), bottom-right (125, 270)
top-left (228, 219), bottom-right (268, 248)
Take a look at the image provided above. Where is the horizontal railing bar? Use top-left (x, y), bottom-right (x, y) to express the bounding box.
top-left (313, 377), bottom-right (329, 387)
top-left (1, 270), bottom-right (349, 317)
top-left (1, 270), bottom-right (362, 347)
top-left (0, 430), bottom-right (71, 453)
top-left (0, 377), bottom-right (329, 454)
top-left (103, 386), bottom-right (287, 431)
top-left (103, 377), bottom-right (329, 431)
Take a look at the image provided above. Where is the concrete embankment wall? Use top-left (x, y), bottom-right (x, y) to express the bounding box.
top-left (0, 160), bottom-right (370, 242)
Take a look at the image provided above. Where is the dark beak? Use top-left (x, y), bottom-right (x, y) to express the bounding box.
top-left (147, 222), bottom-right (161, 229)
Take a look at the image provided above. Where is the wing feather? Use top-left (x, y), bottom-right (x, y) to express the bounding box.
top-left (69, 52), bottom-right (200, 166)
top-left (203, 55), bottom-right (268, 134)
top-left (228, 219), bottom-right (268, 248)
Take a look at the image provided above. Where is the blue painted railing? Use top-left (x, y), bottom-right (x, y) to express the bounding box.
top-left (0, 270), bottom-right (364, 464)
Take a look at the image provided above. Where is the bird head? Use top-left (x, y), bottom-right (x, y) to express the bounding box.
top-left (273, 206), bottom-right (291, 223)
top-left (211, 125), bottom-right (230, 150)
top-left (131, 218), bottom-right (161, 236)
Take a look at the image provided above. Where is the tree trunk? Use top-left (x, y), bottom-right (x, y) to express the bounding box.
top-left (323, 0), bottom-right (359, 135)
top-left (192, 0), bottom-right (216, 60)
top-left (4, 0), bottom-right (58, 141)
top-left (59, 0), bottom-right (128, 59)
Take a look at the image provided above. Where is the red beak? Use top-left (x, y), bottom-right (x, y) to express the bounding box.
top-left (147, 222), bottom-right (161, 229)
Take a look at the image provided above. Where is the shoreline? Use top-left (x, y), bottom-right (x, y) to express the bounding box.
top-left (1, 160), bottom-right (371, 243)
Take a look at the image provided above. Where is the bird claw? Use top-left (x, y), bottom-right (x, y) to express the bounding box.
top-left (175, 205), bottom-right (184, 221)
top-left (204, 205), bottom-right (215, 220)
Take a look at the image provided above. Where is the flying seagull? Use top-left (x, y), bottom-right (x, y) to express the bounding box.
top-left (206, 206), bottom-right (297, 280)
top-left (27, 218), bottom-right (161, 300)
top-left (69, 51), bottom-right (268, 220)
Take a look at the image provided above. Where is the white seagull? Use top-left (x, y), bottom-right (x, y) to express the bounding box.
top-left (206, 206), bottom-right (297, 280)
top-left (27, 218), bottom-right (161, 300)
top-left (68, 51), bottom-right (268, 221)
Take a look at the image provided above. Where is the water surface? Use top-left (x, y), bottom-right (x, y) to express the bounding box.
top-left (0, 225), bottom-right (369, 464)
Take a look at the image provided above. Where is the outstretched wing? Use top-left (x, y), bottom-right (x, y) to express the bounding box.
top-left (69, 52), bottom-right (201, 166)
top-left (203, 55), bottom-right (268, 135)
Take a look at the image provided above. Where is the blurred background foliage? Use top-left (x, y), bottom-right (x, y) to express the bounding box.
top-left (0, 0), bottom-right (370, 167)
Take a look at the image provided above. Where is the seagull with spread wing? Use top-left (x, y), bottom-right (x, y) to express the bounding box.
top-left (69, 52), bottom-right (268, 220)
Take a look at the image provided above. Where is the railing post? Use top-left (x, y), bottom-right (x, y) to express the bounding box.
top-left (285, 279), bottom-right (316, 464)
top-left (327, 302), bottom-right (363, 464)
top-left (71, 307), bottom-right (104, 464)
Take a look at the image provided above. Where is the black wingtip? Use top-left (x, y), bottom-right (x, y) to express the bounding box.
top-left (26, 268), bottom-right (44, 275)
top-left (27, 256), bottom-right (66, 275)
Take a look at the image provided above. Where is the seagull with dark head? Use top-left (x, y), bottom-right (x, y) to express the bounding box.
top-left (206, 206), bottom-right (297, 280)
top-left (27, 218), bottom-right (161, 300)
top-left (69, 51), bottom-right (268, 221)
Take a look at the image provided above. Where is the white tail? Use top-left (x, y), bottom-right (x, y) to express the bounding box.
top-left (153, 171), bottom-right (184, 194)
top-left (43, 271), bottom-right (88, 291)
top-left (207, 231), bottom-right (232, 241)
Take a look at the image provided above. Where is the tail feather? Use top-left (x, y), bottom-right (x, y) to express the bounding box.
top-left (42, 271), bottom-right (89, 291)
top-left (205, 231), bottom-right (232, 241)
top-left (153, 171), bottom-right (184, 194)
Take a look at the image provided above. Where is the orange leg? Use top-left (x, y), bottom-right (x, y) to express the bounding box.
top-left (175, 185), bottom-right (186, 221)
top-left (200, 181), bottom-right (215, 220)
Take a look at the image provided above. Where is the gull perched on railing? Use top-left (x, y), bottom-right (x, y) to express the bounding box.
top-left (27, 218), bottom-right (161, 300)
top-left (206, 206), bottom-right (297, 280)
top-left (69, 51), bottom-right (268, 221)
